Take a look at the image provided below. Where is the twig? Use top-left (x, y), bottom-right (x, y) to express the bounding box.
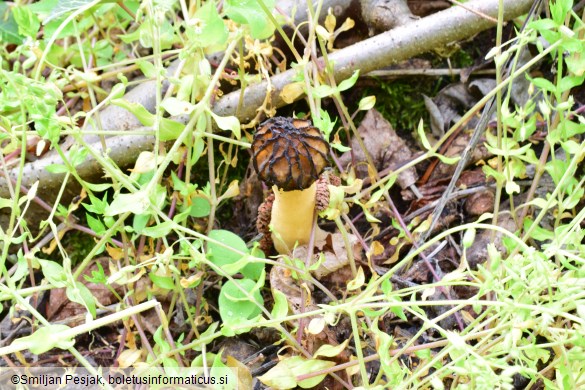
top-left (366, 68), bottom-right (496, 77)
top-left (448, 0), bottom-right (498, 23)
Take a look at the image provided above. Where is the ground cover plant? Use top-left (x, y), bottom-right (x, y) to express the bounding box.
top-left (0, 0), bottom-right (584, 388)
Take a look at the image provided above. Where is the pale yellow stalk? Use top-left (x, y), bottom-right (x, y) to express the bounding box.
top-left (270, 183), bottom-right (325, 254)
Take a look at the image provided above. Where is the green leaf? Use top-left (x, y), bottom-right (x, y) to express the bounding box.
top-left (12, 5), bottom-right (40, 39)
top-left (218, 278), bottom-right (263, 326)
top-left (161, 97), bottom-right (195, 116)
top-left (132, 213), bottom-right (149, 233)
top-left (312, 84), bottom-right (336, 98)
top-left (313, 340), bottom-right (349, 358)
top-left (528, 19), bottom-right (558, 32)
top-left (562, 187), bottom-right (583, 209)
top-left (160, 118), bottom-right (185, 141)
top-left (435, 153), bottom-right (460, 165)
top-left (192, 1), bottom-right (228, 46)
top-left (560, 120), bottom-right (585, 138)
top-left (358, 95), bottom-right (376, 111)
top-left (545, 159), bottom-right (569, 186)
top-left (389, 296), bottom-right (407, 321)
top-left (483, 165), bottom-right (505, 183)
top-left (258, 356), bottom-right (335, 389)
top-left (12, 325), bottom-right (74, 354)
top-left (270, 288), bottom-right (288, 320)
top-left (69, 145), bottom-right (88, 167)
top-left (149, 273), bottom-right (175, 290)
top-left (105, 190), bottom-right (150, 216)
top-left (38, 259), bottom-right (68, 288)
top-left (153, 326), bottom-right (170, 353)
top-left (417, 119), bottom-right (432, 150)
top-left (42, 16), bottom-right (76, 39)
top-left (188, 195), bottom-right (211, 217)
top-left (11, 252), bottom-right (31, 284)
top-left (137, 60), bottom-right (157, 79)
top-left (111, 99), bottom-right (155, 127)
top-left (190, 133), bottom-right (205, 165)
top-left (369, 176), bottom-right (395, 208)
top-left (45, 164), bottom-right (69, 174)
top-left (45, 0), bottom-right (98, 24)
top-left (313, 109), bottom-right (336, 140)
top-left (559, 362), bottom-right (572, 389)
top-left (523, 219), bottom-right (554, 241)
top-left (297, 359), bottom-right (336, 388)
top-left (371, 318), bottom-right (395, 378)
top-left (83, 193), bottom-right (108, 214)
top-left (565, 49), bottom-right (585, 76)
top-left (331, 143), bottom-right (351, 153)
top-left (86, 213), bottom-right (106, 235)
top-left (258, 357), bottom-right (299, 389)
top-left (559, 75), bottom-right (585, 91)
top-left (207, 229), bottom-right (248, 275)
top-left (171, 171), bottom-right (192, 195)
top-left (524, 345), bottom-right (550, 364)
top-left (338, 70), bottom-right (360, 91)
top-left (84, 262), bottom-right (106, 284)
top-left (210, 112), bottom-right (241, 139)
top-left (381, 278), bottom-right (392, 295)
top-left (215, 257), bottom-right (249, 277)
top-left (530, 77), bottom-right (557, 94)
top-left (347, 267), bottom-right (365, 290)
top-left (191, 323), bottom-right (219, 352)
top-left (415, 348), bottom-right (431, 360)
top-left (241, 246), bottom-right (264, 281)
top-left (142, 221), bottom-right (174, 238)
top-left (0, 3), bottom-right (24, 44)
top-left (224, 0), bottom-right (275, 40)
top-left (66, 281), bottom-right (97, 318)
top-left (82, 181), bottom-right (112, 193)
top-left (526, 197), bottom-right (550, 210)
top-left (550, 0), bottom-right (573, 25)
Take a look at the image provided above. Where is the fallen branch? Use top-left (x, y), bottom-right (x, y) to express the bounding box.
top-left (212, 0), bottom-right (533, 121)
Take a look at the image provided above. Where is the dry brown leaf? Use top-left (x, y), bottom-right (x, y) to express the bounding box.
top-left (117, 348), bottom-right (142, 368)
top-left (226, 356), bottom-right (254, 390)
top-left (467, 213), bottom-right (517, 268)
top-left (425, 80), bottom-right (496, 139)
top-left (293, 231), bottom-right (362, 279)
top-left (339, 109), bottom-right (418, 189)
top-left (47, 258), bottom-right (123, 322)
top-left (47, 258), bottom-right (154, 324)
top-left (464, 189), bottom-right (495, 216)
top-left (433, 130), bottom-right (491, 179)
top-left (269, 265), bottom-right (305, 314)
top-left (280, 82), bottom-right (305, 104)
top-left (457, 168), bottom-right (489, 188)
top-left (270, 231), bottom-right (362, 316)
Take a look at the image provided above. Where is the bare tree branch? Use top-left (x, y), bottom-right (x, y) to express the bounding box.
top-left (213, 0), bottom-right (533, 122)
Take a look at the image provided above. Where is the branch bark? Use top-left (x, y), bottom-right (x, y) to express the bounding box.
top-left (213, 0), bottom-right (533, 122)
top-left (1, 0), bottom-right (534, 231)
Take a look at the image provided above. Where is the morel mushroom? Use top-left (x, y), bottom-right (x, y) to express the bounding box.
top-left (252, 117), bottom-right (330, 254)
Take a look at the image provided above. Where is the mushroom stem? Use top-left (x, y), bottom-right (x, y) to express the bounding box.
top-left (270, 183), bottom-right (326, 254)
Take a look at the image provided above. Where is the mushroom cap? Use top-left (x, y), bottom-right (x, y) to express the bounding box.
top-left (252, 117), bottom-right (330, 191)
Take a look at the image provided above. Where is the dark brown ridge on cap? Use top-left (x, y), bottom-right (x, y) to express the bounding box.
top-left (251, 117), bottom-right (330, 191)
